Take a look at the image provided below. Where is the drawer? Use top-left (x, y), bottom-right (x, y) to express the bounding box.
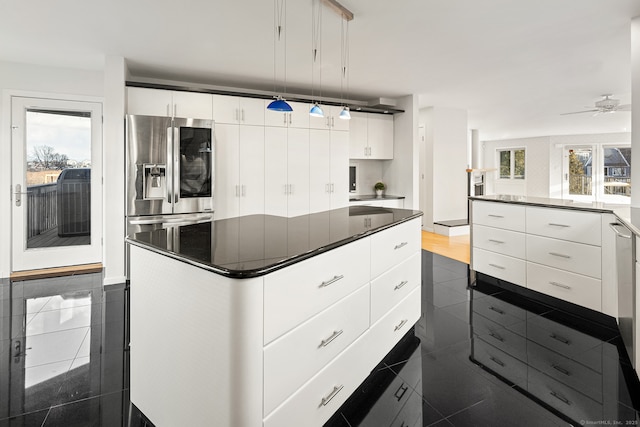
top-left (526, 314), bottom-right (603, 373)
top-left (365, 287), bottom-right (422, 370)
top-left (371, 252), bottom-right (421, 323)
top-left (264, 237), bottom-right (370, 344)
top-left (527, 340), bottom-right (603, 403)
top-left (371, 218), bottom-right (421, 278)
top-left (526, 234), bottom-right (601, 279)
top-left (263, 285), bottom-right (370, 415)
top-left (472, 224), bottom-right (526, 259)
top-left (263, 332), bottom-right (372, 427)
top-left (473, 337), bottom-right (527, 389)
top-left (390, 381), bottom-right (422, 427)
top-left (472, 293), bottom-right (526, 331)
top-left (526, 262), bottom-right (602, 311)
top-left (528, 367), bottom-right (603, 423)
top-left (472, 201), bottom-right (525, 232)
top-left (472, 248), bottom-right (526, 286)
top-left (526, 206), bottom-right (601, 246)
top-left (472, 312), bottom-right (526, 361)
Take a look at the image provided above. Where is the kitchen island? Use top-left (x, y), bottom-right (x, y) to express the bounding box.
top-left (126, 206), bottom-right (423, 427)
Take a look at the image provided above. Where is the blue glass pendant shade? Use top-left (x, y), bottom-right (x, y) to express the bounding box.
top-left (267, 97), bottom-right (293, 112)
top-left (339, 106), bottom-right (351, 120)
top-left (309, 103), bottom-right (324, 117)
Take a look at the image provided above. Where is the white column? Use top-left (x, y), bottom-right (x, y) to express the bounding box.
top-left (631, 16), bottom-right (640, 207)
top-left (471, 129), bottom-right (481, 169)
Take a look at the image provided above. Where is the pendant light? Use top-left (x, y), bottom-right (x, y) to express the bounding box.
top-left (338, 13), bottom-right (351, 120)
top-left (267, 0), bottom-right (293, 112)
top-left (309, 0), bottom-right (324, 117)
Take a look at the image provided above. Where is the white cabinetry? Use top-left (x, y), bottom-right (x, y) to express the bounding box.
top-left (264, 101), bottom-right (310, 128)
top-left (349, 112), bottom-right (394, 159)
top-left (127, 86), bottom-right (213, 119)
top-left (309, 105), bottom-right (350, 131)
top-left (349, 199), bottom-right (405, 209)
top-left (212, 94), bottom-right (264, 125)
top-left (309, 129), bottom-right (349, 213)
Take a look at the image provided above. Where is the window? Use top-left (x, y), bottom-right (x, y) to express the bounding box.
top-left (498, 149), bottom-right (525, 179)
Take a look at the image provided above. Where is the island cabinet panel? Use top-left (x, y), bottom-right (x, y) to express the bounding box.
top-left (526, 206), bottom-right (602, 246)
top-left (370, 251), bottom-right (421, 323)
top-left (472, 248), bottom-right (526, 286)
top-left (472, 224), bottom-right (525, 259)
top-left (472, 201), bottom-right (525, 232)
top-left (526, 234), bottom-right (601, 279)
top-left (371, 217), bottom-right (421, 278)
top-left (263, 284), bottom-right (370, 415)
top-left (263, 236), bottom-right (371, 345)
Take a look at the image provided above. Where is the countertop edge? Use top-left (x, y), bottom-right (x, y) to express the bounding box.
top-left (349, 194), bottom-right (406, 201)
top-left (126, 211), bottom-right (423, 279)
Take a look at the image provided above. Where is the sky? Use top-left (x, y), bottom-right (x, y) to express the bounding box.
top-left (26, 111), bottom-right (92, 163)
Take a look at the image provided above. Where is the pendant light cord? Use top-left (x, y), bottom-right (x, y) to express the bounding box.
top-left (274, 0), bottom-right (286, 97)
top-left (340, 16), bottom-right (350, 106)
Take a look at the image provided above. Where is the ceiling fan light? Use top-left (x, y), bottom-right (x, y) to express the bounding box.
top-left (309, 103), bottom-right (324, 117)
top-left (267, 97), bottom-right (293, 112)
top-left (339, 106), bottom-right (351, 120)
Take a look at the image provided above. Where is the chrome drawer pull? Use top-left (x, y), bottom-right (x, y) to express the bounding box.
top-left (394, 383), bottom-right (409, 401)
top-left (549, 281), bottom-right (571, 290)
top-left (488, 306), bottom-right (505, 315)
top-left (548, 223), bottom-right (570, 228)
top-left (320, 384), bottom-right (344, 407)
top-left (549, 390), bottom-right (571, 406)
top-left (318, 275), bottom-right (344, 288)
top-left (489, 356), bottom-right (505, 367)
top-left (319, 330), bottom-right (344, 348)
top-left (394, 319), bottom-right (408, 331)
top-left (549, 252), bottom-right (571, 259)
top-left (488, 239), bottom-right (505, 244)
top-left (488, 263), bottom-right (505, 270)
top-left (394, 280), bottom-right (409, 291)
top-left (394, 242), bottom-right (408, 250)
top-left (552, 364), bottom-right (571, 376)
top-left (550, 333), bottom-right (570, 345)
top-left (488, 214), bottom-right (504, 218)
top-left (489, 332), bottom-right (504, 342)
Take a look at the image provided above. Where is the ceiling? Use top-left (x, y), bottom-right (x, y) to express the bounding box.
top-left (3, 0), bottom-right (640, 140)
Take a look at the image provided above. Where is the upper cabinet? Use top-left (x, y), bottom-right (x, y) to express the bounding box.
top-left (349, 112), bottom-right (394, 159)
top-left (212, 95), bottom-right (264, 126)
top-left (264, 101), bottom-right (310, 129)
top-left (127, 87), bottom-right (213, 119)
top-left (309, 105), bottom-right (350, 131)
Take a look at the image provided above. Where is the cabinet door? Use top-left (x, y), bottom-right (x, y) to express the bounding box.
top-left (264, 108), bottom-right (289, 128)
top-left (309, 129), bottom-right (332, 213)
top-left (239, 125), bottom-right (265, 216)
top-left (287, 128), bottom-right (310, 217)
top-left (172, 91), bottom-right (213, 119)
top-left (330, 130), bottom-right (349, 209)
top-left (127, 87), bottom-right (173, 116)
top-left (309, 104), bottom-right (330, 130)
top-left (214, 124), bottom-right (240, 219)
top-left (330, 106), bottom-right (350, 132)
top-left (348, 112), bottom-right (368, 159)
top-left (239, 97), bottom-right (265, 126)
top-left (288, 101), bottom-right (310, 128)
top-left (212, 94), bottom-right (240, 124)
top-left (265, 127), bottom-right (288, 217)
top-left (368, 114), bottom-right (394, 159)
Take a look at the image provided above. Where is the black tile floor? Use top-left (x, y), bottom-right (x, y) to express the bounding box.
top-left (0, 251), bottom-right (638, 426)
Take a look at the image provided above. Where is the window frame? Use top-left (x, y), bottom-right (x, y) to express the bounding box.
top-left (497, 148), bottom-right (526, 180)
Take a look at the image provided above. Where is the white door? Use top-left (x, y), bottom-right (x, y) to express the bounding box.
top-left (214, 123), bottom-right (240, 219)
top-left (286, 128), bottom-right (310, 217)
top-left (239, 125), bottom-right (265, 216)
top-left (264, 127), bottom-right (288, 217)
top-left (309, 129), bottom-right (331, 213)
top-left (11, 96), bottom-right (103, 272)
top-left (562, 146), bottom-right (595, 202)
top-left (330, 131), bottom-right (349, 209)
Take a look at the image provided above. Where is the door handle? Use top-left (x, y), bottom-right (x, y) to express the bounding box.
top-left (14, 184), bottom-right (28, 207)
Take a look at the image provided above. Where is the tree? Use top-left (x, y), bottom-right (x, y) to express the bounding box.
top-left (568, 150), bottom-right (589, 195)
top-left (29, 145), bottom-right (68, 170)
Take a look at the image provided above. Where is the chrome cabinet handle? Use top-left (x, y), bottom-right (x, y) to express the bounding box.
top-left (394, 280), bottom-right (409, 291)
top-left (394, 242), bottom-right (408, 250)
top-left (364, 147), bottom-right (367, 157)
top-left (331, 183), bottom-right (334, 193)
top-left (488, 214), bottom-right (504, 218)
top-left (548, 223), bottom-right (570, 228)
top-left (283, 184), bottom-right (288, 195)
top-left (241, 109), bottom-right (245, 122)
top-left (549, 252), bottom-right (571, 259)
top-left (394, 319), bottom-right (408, 331)
top-left (488, 306), bottom-right (505, 315)
top-left (319, 330), bottom-right (343, 348)
top-left (488, 239), bottom-right (505, 244)
top-left (394, 383), bottom-right (409, 401)
top-left (320, 385), bottom-right (344, 407)
top-left (241, 185), bottom-right (246, 197)
top-left (319, 275), bottom-right (344, 288)
top-left (289, 113), bottom-right (292, 125)
top-left (552, 364), bottom-right (571, 376)
top-left (489, 356), bottom-right (505, 367)
top-left (489, 332), bottom-right (504, 342)
top-left (550, 333), bottom-right (570, 345)
top-left (549, 281), bottom-right (571, 290)
top-left (283, 113), bottom-right (287, 125)
top-left (488, 263), bottom-right (505, 270)
top-left (609, 223), bottom-right (632, 239)
top-left (325, 184), bottom-right (330, 193)
top-left (549, 391), bottom-right (571, 406)
top-left (235, 185), bottom-right (240, 197)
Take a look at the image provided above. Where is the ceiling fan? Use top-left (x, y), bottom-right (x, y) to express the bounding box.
top-left (560, 94), bottom-right (631, 116)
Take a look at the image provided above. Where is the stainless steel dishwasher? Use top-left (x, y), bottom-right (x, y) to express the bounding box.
top-left (609, 222), bottom-right (635, 367)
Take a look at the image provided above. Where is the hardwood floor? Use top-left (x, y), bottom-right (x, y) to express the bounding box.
top-left (421, 230), bottom-right (470, 264)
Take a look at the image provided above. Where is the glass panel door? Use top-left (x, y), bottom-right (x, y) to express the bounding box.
top-left (179, 126), bottom-right (212, 198)
top-left (564, 147), bottom-right (594, 201)
top-left (601, 146), bottom-right (631, 202)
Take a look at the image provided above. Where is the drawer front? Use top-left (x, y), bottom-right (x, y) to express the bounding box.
top-left (526, 206), bottom-right (601, 246)
top-left (472, 224), bottom-right (526, 259)
top-left (472, 293), bottom-right (526, 331)
top-left (263, 285), bottom-right (370, 415)
top-left (263, 333), bottom-right (372, 427)
top-left (526, 234), bottom-right (601, 279)
top-left (366, 287), bottom-right (422, 370)
top-left (371, 252), bottom-right (421, 323)
top-left (527, 340), bottom-right (603, 403)
top-left (472, 312), bottom-right (526, 361)
top-left (371, 218), bottom-right (421, 278)
top-left (473, 337), bottom-right (527, 389)
top-left (264, 237), bottom-right (371, 344)
top-left (528, 367), bottom-right (603, 423)
top-left (472, 248), bottom-right (526, 286)
top-left (526, 262), bottom-right (602, 311)
top-left (390, 382), bottom-right (422, 427)
top-left (472, 201), bottom-right (525, 232)
top-left (526, 314), bottom-right (603, 373)
top-left (360, 364), bottom-right (419, 427)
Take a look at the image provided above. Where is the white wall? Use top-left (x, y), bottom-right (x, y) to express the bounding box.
top-left (350, 160), bottom-right (383, 195)
top-left (0, 61), bottom-right (104, 279)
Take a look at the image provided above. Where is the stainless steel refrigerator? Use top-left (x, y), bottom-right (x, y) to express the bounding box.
top-left (126, 114), bottom-right (214, 236)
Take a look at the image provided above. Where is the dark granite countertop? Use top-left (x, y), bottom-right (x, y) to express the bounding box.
top-left (126, 206), bottom-right (422, 278)
top-left (349, 194), bottom-right (405, 201)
